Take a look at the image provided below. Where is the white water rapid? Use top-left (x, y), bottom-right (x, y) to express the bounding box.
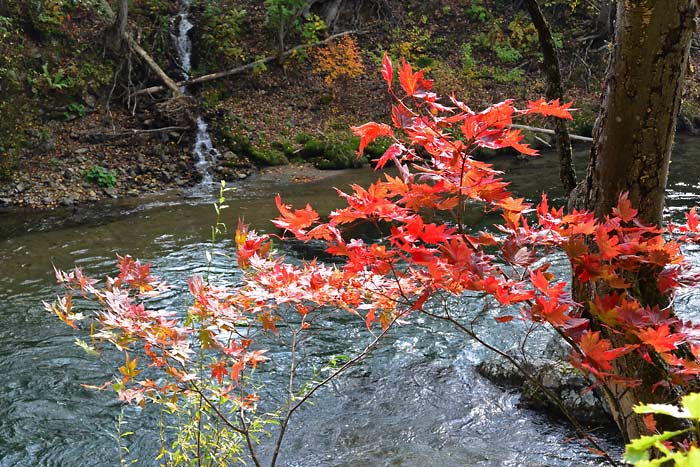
top-left (175, 0), bottom-right (217, 185)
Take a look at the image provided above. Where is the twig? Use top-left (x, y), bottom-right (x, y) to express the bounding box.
top-left (268, 315), bottom-right (396, 467)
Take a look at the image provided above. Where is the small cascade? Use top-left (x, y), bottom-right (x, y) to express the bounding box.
top-left (174, 0), bottom-right (219, 185)
top-left (193, 117), bottom-right (216, 185)
top-left (176, 5), bottom-right (193, 79)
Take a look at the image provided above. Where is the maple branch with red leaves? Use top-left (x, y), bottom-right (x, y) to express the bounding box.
top-left (47, 57), bottom-right (700, 465)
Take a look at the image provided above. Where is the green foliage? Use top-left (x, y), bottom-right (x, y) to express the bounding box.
top-left (0, 16), bottom-right (13, 39)
top-left (41, 63), bottom-right (71, 90)
top-left (460, 43), bottom-right (477, 74)
top-left (228, 134), bottom-right (289, 166)
top-left (467, 14), bottom-right (542, 76)
top-left (477, 65), bottom-right (525, 84)
top-left (474, 24), bottom-right (506, 49)
top-left (252, 56), bottom-right (268, 75)
top-left (392, 24), bottom-right (434, 65)
top-left (3, 0), bottom-right (96, 36)
top-left (83, 165), bottom-right (117, 188)
top-left (64, 102), bottom-right (87, 120)
top-left (198, 2), bottom-right (247, 71)
top-left (415, 56), bottom-right (434, 69)
top-left (271, 139), bottom-right (295, 158)
top-left (465, 0), bottom-right (489, 22)
top-left (294, 132), bottom-right (368, 169)
top-left (77, 60), bottom-right (115, 92)
top-left (300, 13), bottom-right (326, 44)
top-left (264, 0), bottom-right (306, 27)
top-left (293, 132), bottom-right (314, 145)
top-left (264, 0), bottom-right (308, 47)
top-left (363, 137), bottom-right (392, 161)
top-left (623, 393), bottom-right (700, 465)
top-left (314, 139), bottom-right (364, 169)
top-left (507, 17), bottom-right (540, 52)
top-left (115, 408), bottom-right (139, 467)
top-left (494, 44), bottom-right (522, 63)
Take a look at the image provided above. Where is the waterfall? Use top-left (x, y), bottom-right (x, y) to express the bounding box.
top-left (175, 0), bottom-right (218, 185)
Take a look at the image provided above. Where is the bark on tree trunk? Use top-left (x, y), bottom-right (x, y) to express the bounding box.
top-left (574, 0), bottom-right (697, 443)
top-left (594, 0), bottom-right (614, 41)
top-left (525, 0), bottom-right (577, 195)
top-left (108, 0), bottom-right (128, 51)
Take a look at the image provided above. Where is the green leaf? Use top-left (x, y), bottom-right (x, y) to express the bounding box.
top-left (681, 393), bottom-right (700, 420)
top-left (634, 402), bottom-right (689, 419)
top-left (623, 429), bottom-right (688, 464)
top-left (634, 458), bottom-right (672, 467)
top-left (74, 338), bottom-right (100, 356)
top-left (676, 446), bottom-right (700, 467)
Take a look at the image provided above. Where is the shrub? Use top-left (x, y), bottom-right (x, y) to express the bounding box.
top-left (198, 2), bottom-right (247, 71)
top-left (460, 43), bottom-right (477, 74)
top-left (313, 35), bottom-right (364, 87)
top-left (83, 165), bottom-right (117, 188)
top-left (494, 44), bottom-right (522, 63)
top-left (465, 0), bottom-right (489, 22)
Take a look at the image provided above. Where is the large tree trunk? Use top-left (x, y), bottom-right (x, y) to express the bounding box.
top-left (574, 0), bottom-right (697, 443)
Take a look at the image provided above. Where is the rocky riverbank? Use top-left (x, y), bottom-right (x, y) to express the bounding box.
top-left (477, 353), bottom-right (613, 427)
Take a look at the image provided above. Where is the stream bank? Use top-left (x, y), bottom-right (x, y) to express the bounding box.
top-left (2, 0), bottom-right (699, 210)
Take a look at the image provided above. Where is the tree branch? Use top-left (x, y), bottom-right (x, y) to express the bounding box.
top-left (421, 306), bottom-right (619, 467)
top-left (268, 315), bottom-right (395, 467)
top-left (133, 30), bottom-right (362, 97)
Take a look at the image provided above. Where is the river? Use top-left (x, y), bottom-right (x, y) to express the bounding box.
top-left (1, 136), bottom-right (699, 466)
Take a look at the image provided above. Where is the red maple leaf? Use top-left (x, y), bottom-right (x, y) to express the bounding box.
top-left (374, 143), bottom-right (403, 169)
top-left (524, 98), bottom-right (573, 120)
top-left (595, 225), bottom-right (621, 260)
top-left (686, 207), bottom-right (699, 232)
top-left (636, 324), bottom-right (684, 353)
top-left (578, 331), bottom-right (637, 372)
top-left (351, 122), bottom-right (394, 156)
top-left (211, 360), bottom-right (228, 384)
top-left (272, 195), bottom-right (319, 235)
top-left (382, 52), bottom-right (393, 90)
top-left (397, 58), bottom-right (433, 98)
top-left (612, 192), bottom-right (638, 222)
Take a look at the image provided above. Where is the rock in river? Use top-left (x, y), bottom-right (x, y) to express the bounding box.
top-left (477, 355), bottom-right (612, 426)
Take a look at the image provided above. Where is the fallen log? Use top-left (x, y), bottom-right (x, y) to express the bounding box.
top-left (508, 124), bottom-right (593, 143)
top-left (133, 30), bottom-right (360, 97)
top-left (125, 35), bottom-right (183, 97)
top-left (77, 126), bottom-right (192, 143)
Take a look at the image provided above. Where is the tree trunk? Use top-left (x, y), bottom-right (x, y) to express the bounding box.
top-left (574, 0), bottom-right (697, 443)
top-left (594, 0), bottom-right (615, 41)
top-left (98, 0), bottom-right (183, 97)
top-left (108, 0), bottom-right (128, 51)
top-left (525, 0), bottom-right (577, 194)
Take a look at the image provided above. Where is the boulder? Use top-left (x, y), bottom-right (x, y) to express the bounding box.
top-left (477, 354), bottom-right (612, 426)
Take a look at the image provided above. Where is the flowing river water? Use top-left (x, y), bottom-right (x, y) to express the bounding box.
top-left (1, 137), bottom-right (700, 466)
